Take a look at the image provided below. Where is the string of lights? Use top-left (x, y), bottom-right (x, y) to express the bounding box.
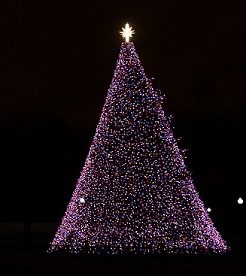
top-left (48, 25), bottom-right (228, 255)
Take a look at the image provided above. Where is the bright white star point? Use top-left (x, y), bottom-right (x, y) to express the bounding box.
top-left (120, 23), bottom-right (135, 43)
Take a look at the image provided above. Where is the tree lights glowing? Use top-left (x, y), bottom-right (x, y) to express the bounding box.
top-left (48, 30), bottom-right (228, 255)
top-left (120, 23), bottom-right (135, 42)
top-left (79, 197), bottom-right (85, 204)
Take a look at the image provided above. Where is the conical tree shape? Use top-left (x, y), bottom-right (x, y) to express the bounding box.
top-left (49, 42), bottom-right (228, 254)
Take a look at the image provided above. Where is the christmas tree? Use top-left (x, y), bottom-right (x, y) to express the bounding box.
top-left (49, 24), bottom-right (228, 254)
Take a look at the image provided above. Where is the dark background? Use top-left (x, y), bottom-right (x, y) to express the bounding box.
top-left (0, 0), bottom-right (245, 245)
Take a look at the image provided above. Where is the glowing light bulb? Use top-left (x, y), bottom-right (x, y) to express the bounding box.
top-left (207, 207), bottom-right (212, 213)
top-left (80, 197), bottom-right (85, 204)
top-left (237, 197), bottom-right (243, 205)
top-left (119, 23), bottom-right (135, 43)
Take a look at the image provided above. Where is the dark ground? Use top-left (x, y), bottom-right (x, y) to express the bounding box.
top-left (0, 251), bottom-right (242, 276)
top-left (0, 223), bottom-right (243, 276)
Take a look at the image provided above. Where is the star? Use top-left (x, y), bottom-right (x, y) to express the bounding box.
top-left (120, 23), bottom-right (135, 43)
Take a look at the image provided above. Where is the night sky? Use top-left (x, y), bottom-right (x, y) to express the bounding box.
top-left (1, 0), bottom-right (245, 238)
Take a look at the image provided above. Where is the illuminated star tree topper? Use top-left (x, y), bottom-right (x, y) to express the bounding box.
top-left (120, 23), bottom-right (135, 42)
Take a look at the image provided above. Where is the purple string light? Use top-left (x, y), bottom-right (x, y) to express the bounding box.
top-left (48, 42), bottom-right (228, 254)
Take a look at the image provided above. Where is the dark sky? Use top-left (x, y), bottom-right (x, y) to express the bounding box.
top-left (0, 0), bottom-right (245, 231)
